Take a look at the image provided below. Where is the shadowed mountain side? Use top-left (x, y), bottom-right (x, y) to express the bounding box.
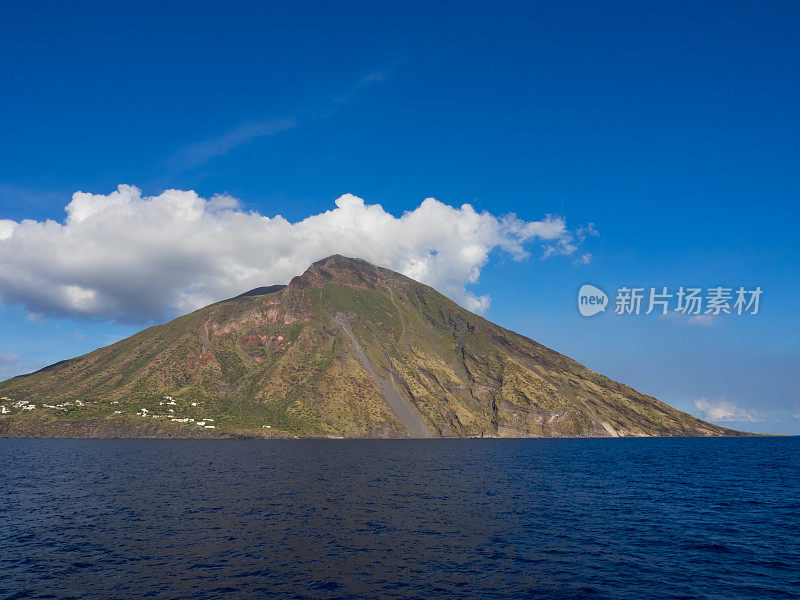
top-left (230, 285), bottom-right (287, 300)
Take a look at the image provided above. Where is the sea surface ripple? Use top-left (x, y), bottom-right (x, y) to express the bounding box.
top-left (1, 437), bottom-right (798, 599)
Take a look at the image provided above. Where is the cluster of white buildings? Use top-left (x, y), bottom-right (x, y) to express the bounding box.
top-left (0, 392), bottom-right (233, 432)
top-left (0, 397), bottom-right (94, 414)
top-left (47, 401), bottom-right (80, 410)
top-left (132, 397), bottom-right (216, 428)
top-left (0, 396), bottom-right (225, 429)
top-left (1, 398), bottom-right (37, 412)
top-left (0, 392), bottom-right (280, 433)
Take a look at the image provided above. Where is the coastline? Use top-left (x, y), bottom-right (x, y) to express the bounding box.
top-left (0, 414), bottom-right (760, 440)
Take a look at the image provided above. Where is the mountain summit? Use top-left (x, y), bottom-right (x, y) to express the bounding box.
top-left (0, 255), bottom-right (743, 438)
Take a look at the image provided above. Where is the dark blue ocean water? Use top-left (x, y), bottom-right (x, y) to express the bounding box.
top-left (1, 438), bottom-right (798, 600)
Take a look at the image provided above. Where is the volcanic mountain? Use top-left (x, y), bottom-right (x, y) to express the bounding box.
top-left (0, 255), bottom-right (743, 438)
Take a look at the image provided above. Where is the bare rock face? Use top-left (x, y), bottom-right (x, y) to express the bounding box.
top-left (0, 255), bottom-right (745, 438)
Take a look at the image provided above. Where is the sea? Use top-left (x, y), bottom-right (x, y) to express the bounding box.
top-left (1, 437), bottom-right (798, 600)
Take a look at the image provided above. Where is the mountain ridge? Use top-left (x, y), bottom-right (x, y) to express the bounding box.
top-left (0, 255), bottom-right (747, 438)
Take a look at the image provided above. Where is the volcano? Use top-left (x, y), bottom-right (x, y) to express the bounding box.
top-left (0, 255), bottom-right (744, 438)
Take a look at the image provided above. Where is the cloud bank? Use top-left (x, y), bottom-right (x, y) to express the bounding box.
top-left (0, 185), bottom-right (589, 322)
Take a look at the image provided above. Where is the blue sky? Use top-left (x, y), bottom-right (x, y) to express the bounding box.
top-left (1, 1), bottom-right (798, 432)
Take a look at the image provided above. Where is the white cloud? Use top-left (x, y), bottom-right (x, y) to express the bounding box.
top-left (0, 349), bottom-right (45, 380)
top-left (168, 70), bottom-right (389, 171)
top-left (537, 220), bottom-right (598, 258)
top-left (0, 219), bottom-right (17, 240)
top-left (694, 397), bottom-right (759, 422)
top-left (0, 185), bottom-right (591, 322)
top-left (169, 118), bottom-right (297, 169)
top-left (688, 314), bottom-right (715, 327)
top-left (659, 312), bottom-right (716, 326)
top-left (0, 350), bottom-right (22, 379)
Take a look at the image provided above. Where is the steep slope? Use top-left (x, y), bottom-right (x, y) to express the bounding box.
top-left (0, 255), bottom-right (745, 438)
